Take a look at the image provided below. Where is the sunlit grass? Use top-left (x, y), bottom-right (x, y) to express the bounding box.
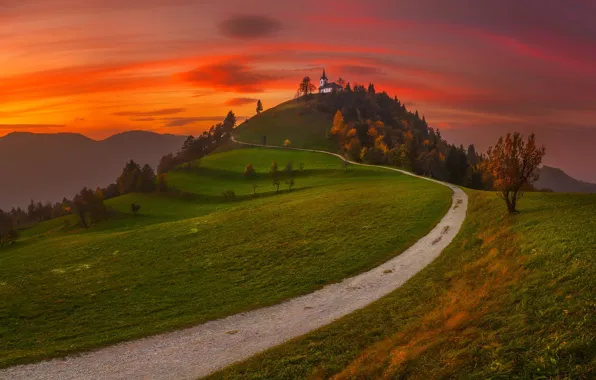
top-left (0, 148), bottom-right (451, 368)
top-left (209, 191), bottom-right (596, 379)
top-left (234, 97), bottom-right (335, 151)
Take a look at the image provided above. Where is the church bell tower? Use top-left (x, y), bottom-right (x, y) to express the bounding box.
top-left (320, 69), bottom-right (328, 87)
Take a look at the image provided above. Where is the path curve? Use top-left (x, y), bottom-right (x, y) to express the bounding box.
top-left (0, 138), bottom-right (468, 380)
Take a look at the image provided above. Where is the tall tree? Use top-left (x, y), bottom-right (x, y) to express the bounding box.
top-left (117, 160), bottom-right (141, 194)
top-left (223, 111), bottom-right (236, 133)
top-left (467, 144), bottom-right (478, 166)
top-left (256, 99), bottom-right (263, 114)
top-left (483, 133), bottom-right (545, 213)
top-left (299, 76), bottom-right (316, 97)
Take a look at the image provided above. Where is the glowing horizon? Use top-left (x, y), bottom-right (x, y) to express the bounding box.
top-left (1, 0), bottom-right (595, 180)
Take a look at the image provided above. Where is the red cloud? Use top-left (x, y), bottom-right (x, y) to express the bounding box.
top-left (176, 62), bottom-right (278, 93)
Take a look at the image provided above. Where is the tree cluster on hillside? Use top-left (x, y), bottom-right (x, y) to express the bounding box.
top-left (0, 157), bottom-right (163, 237)
top-left (0, 209), bottom-right (19, 246)
top-left (157, 111), bottom-right (237, 174)
top-left (322, 85), bottom-right (485, 188)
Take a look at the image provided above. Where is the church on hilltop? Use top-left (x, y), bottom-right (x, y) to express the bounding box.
top-left (318, 69), bottom-right (343, 94)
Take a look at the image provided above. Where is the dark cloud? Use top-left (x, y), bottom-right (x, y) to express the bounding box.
top-left (340, 65), bottom-right (383, 76)
top-left (218, 15), bottom-right (283, 39)
top-left (132, 117), bottom-right (156, 122)
top-left (225, 97), bottom-right (258, 106)
top-left (178, 62), bottom-right (274, 93)
top-left (113, 108), bottom-right (186, 117)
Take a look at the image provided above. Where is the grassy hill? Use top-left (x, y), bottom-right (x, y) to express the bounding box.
top-left (233, 97), bottom-right (335, 151)
top-left (210, 190), bottom-right (596, 379)
top-left (0, 147), bottom-right (451, 367)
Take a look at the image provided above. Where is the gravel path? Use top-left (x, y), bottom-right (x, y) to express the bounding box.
top-left (0, 139), bottom-right (468, 380)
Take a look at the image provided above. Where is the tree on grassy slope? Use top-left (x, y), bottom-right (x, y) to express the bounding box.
top-left (256, 100), bottom-right (263, 114)
top-left (0, 209), bottom-right (19, 246)
top-left (299, 76), bottom-right (315, 97)
top-left (482, 132), bottom-right (545, 213)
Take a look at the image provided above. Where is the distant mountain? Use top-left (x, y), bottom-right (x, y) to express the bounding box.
top-left (536, 166), bottom-right (596, 193)
top-left (0, 131), bottom-right (186, 209)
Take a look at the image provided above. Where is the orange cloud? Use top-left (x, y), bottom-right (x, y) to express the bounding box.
top-left (177, 61), bottom-right (281, 93)
top-left (224, 97), bottom-right (258, 106)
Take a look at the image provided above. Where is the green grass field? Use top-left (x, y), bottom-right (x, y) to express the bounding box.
top-left (234, 97), bottom-right (335, 151)
top-left (209, 191), bottom-right (596, 379)
top-left (0, 147), bottom-right (451, 368)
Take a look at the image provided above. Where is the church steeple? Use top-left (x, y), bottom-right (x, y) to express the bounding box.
top-left (320, 69), bottom-right (328, 87)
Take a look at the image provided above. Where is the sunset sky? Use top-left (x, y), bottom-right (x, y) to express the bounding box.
top-left (1, 0), bottom-right (595, 181)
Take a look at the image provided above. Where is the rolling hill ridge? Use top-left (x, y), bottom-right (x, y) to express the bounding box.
top-left (0, 131), bottom-right (186, 209)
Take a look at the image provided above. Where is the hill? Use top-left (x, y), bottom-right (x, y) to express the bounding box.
top-left (536, 165), bottom-right (596, 193)
top-left (0, 147), bottom-right (451, 367)
top-left (234, 97), bottom-right (335, 151)
top-left (210, 190), bottom-right (596, 379)
top-left (0, 131), bottom-right (186, 209)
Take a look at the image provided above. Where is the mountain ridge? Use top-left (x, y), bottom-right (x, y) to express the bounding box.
top-left (0, 130), bottom-right (186, 209)
top-left (537, 165), bottom-right (596, 193)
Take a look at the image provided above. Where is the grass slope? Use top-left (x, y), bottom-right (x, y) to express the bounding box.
top-left (209, 191), bottom-right (596, 379)
top-left (0, 148), bottom-right (451, 368)
top-left (233, 97), bottom-right (335, 151)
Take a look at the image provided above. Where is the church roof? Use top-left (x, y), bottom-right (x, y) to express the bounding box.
top-left (319, 82), bottom-right (343, 89)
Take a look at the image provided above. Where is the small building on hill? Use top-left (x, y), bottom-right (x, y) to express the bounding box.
top-left (318, 69), bottom-right (343, 94)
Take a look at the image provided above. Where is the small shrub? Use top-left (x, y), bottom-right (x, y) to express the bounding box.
top-left (299, 163), bottom-right (304, 171)
top-left (269, 161), bottom-right (279, 177)
top-left (284, 162), bottom-right (293, 175)
top-left (286, 178), bottom-right (295, 191)
top-left (273, 179), bottom-right (280, 193)
top-left (222, 190), bottom-right (236, 201)
top-left (244, 163), bottom-right (256, 178)
top-left (131, 203), bottom-right (141, 216)
top-left (283, 139), bottom-right (292, 147)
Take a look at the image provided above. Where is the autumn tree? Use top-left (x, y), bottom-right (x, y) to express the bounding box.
top-left (483, 132), bottom-right (545, 213)
top-left (256, 100), bottom-right (263, 114)
top-left (299, 76), bottom-right (316, 97)
top-left (244, 163), bottom-right (256, 178)
top-left (329, 111), bottom-right (347, 139)
top-left (283, 139), bottom-right (292, 147)
top-left (269, 161), bottom-right (279, 178)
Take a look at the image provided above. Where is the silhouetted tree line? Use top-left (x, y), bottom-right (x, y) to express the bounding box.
top-left (322, 84), bottom-right (486, 188)
top-left (157, 111), bottom-right (237, 174)
top-left (0, 158), bottom-right (163, 239)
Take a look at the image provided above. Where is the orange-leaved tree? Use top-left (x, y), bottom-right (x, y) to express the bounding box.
top-left (483, 132), bottom-right (545, 213)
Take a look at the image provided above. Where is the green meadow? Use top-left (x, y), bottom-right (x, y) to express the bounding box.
top-left (210, 191), bottom-right (596, 379)
top-left (233, 97), bottom-right (335, 151)
top-left (0, 147), bottom-right (451, 367)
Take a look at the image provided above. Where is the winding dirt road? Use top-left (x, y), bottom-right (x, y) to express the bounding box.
top-left (0, 138), bottom-right (468, 380)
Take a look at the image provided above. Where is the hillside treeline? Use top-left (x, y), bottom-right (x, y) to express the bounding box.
top-left (157, 111), bottom-right (236, 174)
top-left (0, 160), bottom-right (161, 242)
top-left (319, 84), bottom-right (485, 188)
